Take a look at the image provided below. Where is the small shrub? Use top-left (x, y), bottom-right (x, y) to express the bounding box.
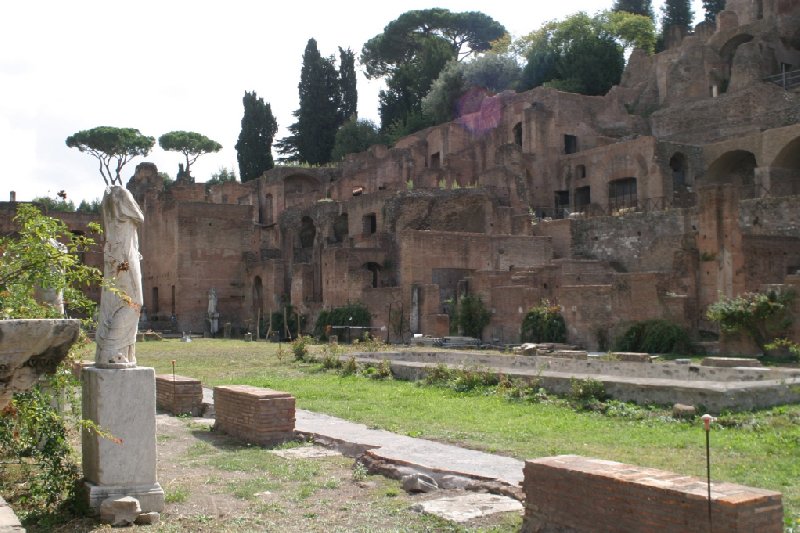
top-left (291, 335), bottom-right (310, 361)
top-left (707, 289), bottom-right (795, 352)
top-left (425, 364), bottom-right (453, 386)
top-left (568, 378), bottom-right (607, 410)
top-left (314, 303), bottom-right (372, 340)
top-left (340, 356), bottom-right (358, 376)
top-left (320, 344), bottom-right (342, 370)
top-left (363, 360), bottom-right (392, 380)
top-left (453, 295), bottom-right (491, 339)
top-left (614, 320), bottom-right (694, 354)
top-left (520, 300), bottom-right (566, 343)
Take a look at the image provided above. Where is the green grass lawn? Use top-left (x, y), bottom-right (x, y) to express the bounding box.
top-left (129, 338), bottom-right (800, 529)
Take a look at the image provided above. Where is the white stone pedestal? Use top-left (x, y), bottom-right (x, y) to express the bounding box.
top-left (82, 366), bottom-right (164, 513)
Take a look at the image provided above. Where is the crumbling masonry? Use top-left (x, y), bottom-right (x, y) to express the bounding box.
top-left (120, 0), bottom-right (800, 351)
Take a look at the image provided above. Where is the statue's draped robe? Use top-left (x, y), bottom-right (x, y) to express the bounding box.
top-left (95, 186), bottom-right (144, 367)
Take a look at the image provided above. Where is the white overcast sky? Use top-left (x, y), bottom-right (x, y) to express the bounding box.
top-left (1, 0), bottom-right (704, 205)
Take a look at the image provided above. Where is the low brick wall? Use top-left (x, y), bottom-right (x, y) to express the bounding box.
top-left (155, 374), bottom-right (203, 416)
top-left (213, 385), bottom-right (295, 445)
top-left (522, 455), bottom-right (783, 533)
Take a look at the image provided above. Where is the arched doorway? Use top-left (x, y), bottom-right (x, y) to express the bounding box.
top-left (703, 150), bottom-right (757, 197)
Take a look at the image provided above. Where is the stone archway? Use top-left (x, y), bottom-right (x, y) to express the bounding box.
top-left (702, 150), bottom-right (758, 197)
top-left (768, 136), bottom-right (800, 195)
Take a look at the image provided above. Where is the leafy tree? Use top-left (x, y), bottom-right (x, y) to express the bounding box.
top-left (65, 126), bottom-right (154, 186)
top-left (339, 47), bottom-right (358, 121)
top-left (32, 195), bottom-right (75, 213)
top-left (205, 166), bottom-right (238, 186)
top-left (361, 9), bottom-right (506, 131)
top-left (702, 0), bottom-right (726, 23)
top-left (601, 11), bottom-right (657, 53)
top-left (519, 12), bottom-right (626, 96)
top-left (235, 91), bottom-right (278, 182)
top-left (707, 290), bottom-right (795, 352)
top-left (520, 300), bottom-right (567, 343)
top-left (331, 119), bottom-right (385, 161)
top-left (612, 0), bottom-right (654, 20)
top-left (423, 54), bottom-right (521, 124)
top-left (0, 204), bottom-right (101, 320)
top-left (277, 39), bottom-right (345, 165)
top-left (76, 198), bottom-right (101, 214)
top-left (158, 131), bottom-right (222, 181)
top-left (662, 0), bottom-right (694, 33)
top-left (454, 294), bottom-right (491, 339)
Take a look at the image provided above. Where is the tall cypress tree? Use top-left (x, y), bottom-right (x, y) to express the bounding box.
top-left (612, 0), bottom-right (654, 20)
top-left (235, 91), bottom-right (278, 182)
top-left (339, 47), bottom-right (358, 122)
top-left (702, 0), bottom-right (726, 23)
top-left (278, 38), bottom-right (354, 165)
top-left (662, 0), bottom-right (694, 32)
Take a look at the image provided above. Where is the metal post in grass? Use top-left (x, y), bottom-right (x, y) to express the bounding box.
top-left (702, 413), bottom-right (714, 532)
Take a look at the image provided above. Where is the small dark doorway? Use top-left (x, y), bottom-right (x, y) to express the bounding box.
top-left (365, 262), bottom-right (381, 289)
top-left (299, 216), bottom-right (316, 248)
top-left (575, 186), bottom-right (591, 212)
top-left (363, 213), bottom-right (377, 235)
top-left (564, 134), bottom-right (578, 154)
top-left (670, 152), bottom-right (688, 188)
top-left (554, 190), bottom-right (570, 218)
top-left (513, 122), bottom-right (522, 146)
top-left (152, 287), bottom-right (159, 314)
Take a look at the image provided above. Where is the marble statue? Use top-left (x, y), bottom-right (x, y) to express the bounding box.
top-left (208, 288), bottom-right (217, 315)
top-left (95, 186), bottom-right (144, 368)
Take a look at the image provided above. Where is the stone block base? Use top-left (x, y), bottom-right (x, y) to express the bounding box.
top-left (84, 482), bottom-right (164, 514)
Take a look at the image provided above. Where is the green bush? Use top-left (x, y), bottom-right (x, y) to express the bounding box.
top-left (453, 295), bottom-right (491, 339)
top-left (614, 320), bottom-right (694, 354)
top-left (520, 300), bottom-right (566, 343)
top-left (340, 356), bottom-right (358, 376)
top-left (314, 303), bottom-right (371, 340)
top-left (707, 290), bottom-right (795, 352)
top-left (568, 378), bottom-right (607, 410)
top-left (291, 335), bottom-right (310, 361)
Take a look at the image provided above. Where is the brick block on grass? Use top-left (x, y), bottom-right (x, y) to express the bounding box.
top-left (213, 385), bottom-right (295, 446)
top-left (155, 374), bottom-right (203, 416)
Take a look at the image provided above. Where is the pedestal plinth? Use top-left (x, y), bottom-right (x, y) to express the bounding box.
top-left (82, 366), bottom-right (164, 512)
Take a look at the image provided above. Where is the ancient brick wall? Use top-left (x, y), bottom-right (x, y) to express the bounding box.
top-left (522, 455), bottom-right (784, 533)
top-left (155, 374), bottom-right (203, 416)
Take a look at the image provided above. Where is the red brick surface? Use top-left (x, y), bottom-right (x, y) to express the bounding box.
top-left (155, 374), bottom-right (203, 416)
top-left (213, 385), bottom-right (295, 445)
top-left (522, 455), bottom-right (783, 533)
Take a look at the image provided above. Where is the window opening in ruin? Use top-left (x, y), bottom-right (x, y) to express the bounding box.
top-left (333, 213), bottom-right (349, 243)
top-left (575, 186), bottom-right (591, 212)
top-left (152, 287), bottom-right (159, 315)
top-left (554, 190), bottom-right (570, 218)
top-left (171, 285), bottom-right (175, 316)
top-left (576, 165), bottom-right (586, 179)
top-left (564, 134), bottom-right (578, 154)
top-left (670, 153), bottom-right (688, 189)
top-left (513, 122), bottom-right (522, 146)
top-left (363, 213), bottom-right (377, 235)
top-left (299, 216), bottom-right (316, 248)
top-left (352, 186), bottom-right (363, 196)
top-left (430, 152), bottom-right (441, 169)
top-left (260, 193), bottom-right (273, 224)
top-left (756, 0), bottom-right (763, 19)
top-left (609, 177), bottom-right (638, 210)
top-left (365, 262), bottom-right (381, 289)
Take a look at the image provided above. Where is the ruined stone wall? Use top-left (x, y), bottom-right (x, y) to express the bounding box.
top-left (570, 209), bottom-right (696, 273)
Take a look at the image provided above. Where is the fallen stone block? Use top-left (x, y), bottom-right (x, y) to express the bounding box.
top-left (402, 473), bottom-right (438, 493)
top-left (412, 492), bottom-right (522, 523)
top-left (701, 357), bottom-right (762, 368)
top-left (135, 511), bottom-right (160, 525)
top-left (672, 403), bottom-right (696, 419)
top-left (100, 496), bottom-right (141, 527)
top-left (611, 352), bottom-right (652, 363)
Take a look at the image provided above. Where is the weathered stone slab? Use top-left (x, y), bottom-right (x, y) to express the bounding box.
top-left (412, 493), bottom-right (523, 523)
top-left (99, 496), bottom-right (140, 527)
top-left (702, 357), bottom-right (762, 367)
top-left (402, 473), bottom-right (438, 493)
top-left (611, 352), bottom-right (652, 363)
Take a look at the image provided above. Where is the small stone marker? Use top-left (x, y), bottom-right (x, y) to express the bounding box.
top-left (100, 496), bottom-right (141, 527)
top-left (401, 473), bottom-right (438, 493)
top-left (672, 403), bottom-right (696, 419)
top-left (411, 493), bottom-right (522, 523)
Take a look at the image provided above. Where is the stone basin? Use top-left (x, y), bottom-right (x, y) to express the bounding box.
top-left (0, 319), bottom-right (81, 409)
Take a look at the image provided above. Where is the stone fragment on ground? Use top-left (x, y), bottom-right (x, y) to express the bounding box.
top-left (402, 473), bottom-right (438, 493)
top-left (100, 496), bottom-right (141, 526)
top-left (411, 492), bottom-right (523, 523)
top-left (672, 403), bottom-right (696, 418)
top-left (271, 445), bottom-right (341, 459)
top-left (135, 511), bottom-right (160, 525)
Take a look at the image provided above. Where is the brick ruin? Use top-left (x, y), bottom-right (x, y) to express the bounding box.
top-left (13, 1), bottom-right (797, 351)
